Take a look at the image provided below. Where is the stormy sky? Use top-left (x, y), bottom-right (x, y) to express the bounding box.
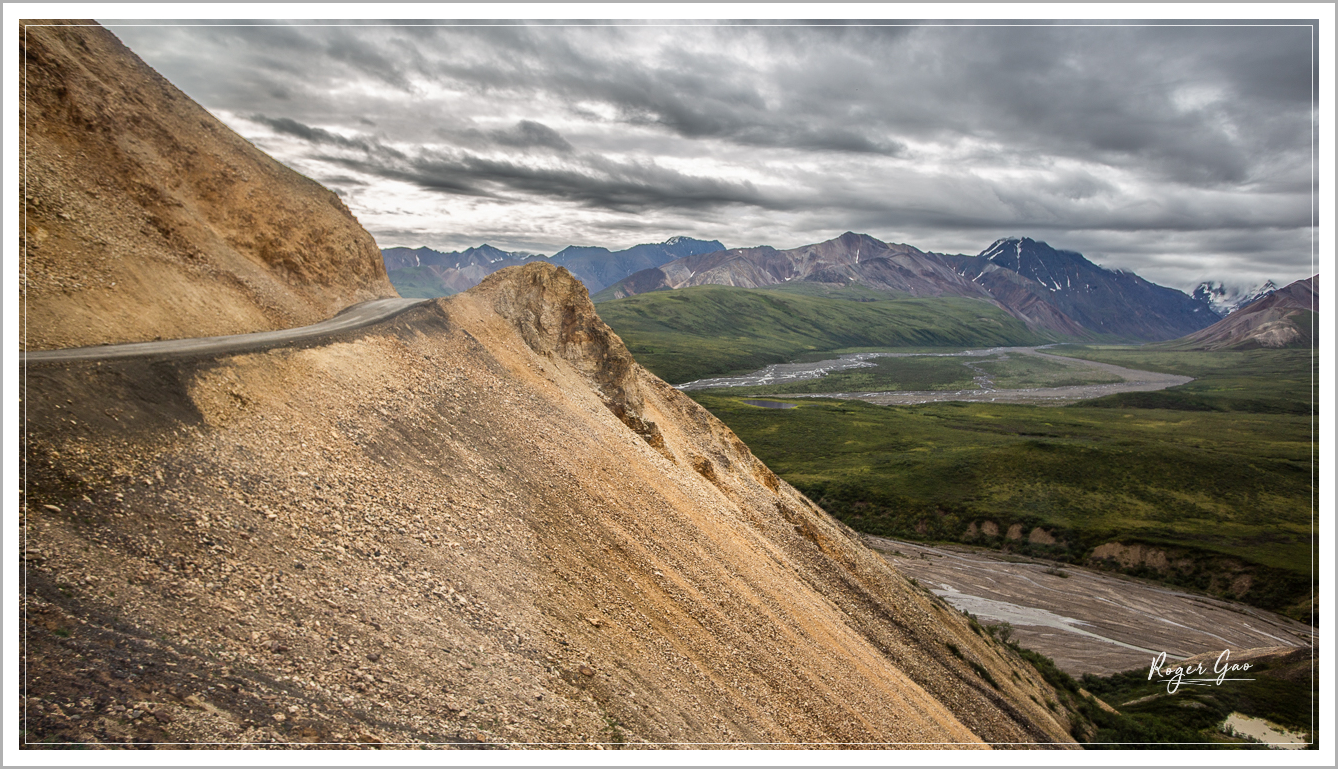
top-left (105, 19), bottom-right (1320, 291)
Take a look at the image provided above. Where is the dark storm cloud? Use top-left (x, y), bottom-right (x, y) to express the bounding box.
top-left (110, 22), bottom-right (1316, 168)
top-left (315, 139), bottom-right (778, 212)
top-left (240, 110), bottom-right (778, 212)
top-left (104, 19), bottom-right (1318, 285)
top-left (249, 114), bottom-right (385, 153)
top-left (490, 121), bottom-right (574, 152)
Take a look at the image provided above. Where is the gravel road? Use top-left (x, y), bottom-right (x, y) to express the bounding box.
top-left (22, 298), bottom-right (429, 363)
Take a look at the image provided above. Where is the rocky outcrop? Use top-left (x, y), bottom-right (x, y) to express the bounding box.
top-left (1084, 542), bottom-right (1289, 607)
top-left (1028, 528), bottom-right (1058, 546)
top-left (1089, 542), bottom-right (1171, 571)
top-left (20, 21), bottom-right (396, 351)
top-left (23, 264), bottom-right (1078, 748)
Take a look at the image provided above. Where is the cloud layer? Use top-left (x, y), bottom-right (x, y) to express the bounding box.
top-left (105, 20), bottom-right (1319, 289)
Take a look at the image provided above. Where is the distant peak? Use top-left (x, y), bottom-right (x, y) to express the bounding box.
top-left (980, 237), bottom-right (1071, 261)
top-left (980, 238), bottom-right (1020, 261)
top-left (834, 231), bottom-right (883, 246)
top-left (1192, 278), bottom-right (1279, 314)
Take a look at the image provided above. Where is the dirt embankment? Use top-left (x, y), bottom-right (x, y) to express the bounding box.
top-left (19, 21), bottom-right (397, 351)
top-left (22, 264), bottom-right (1078, 749)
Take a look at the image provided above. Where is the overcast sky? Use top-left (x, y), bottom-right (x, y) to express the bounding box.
top-left (105, 19), bottom-right (1319, 292)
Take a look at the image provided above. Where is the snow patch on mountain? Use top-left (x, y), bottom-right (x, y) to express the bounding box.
top-left (1193, 280), bottom-right (1278, 315)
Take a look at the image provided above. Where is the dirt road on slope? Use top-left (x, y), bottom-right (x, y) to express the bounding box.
top-left (22, 298), bottom-right (428, 364)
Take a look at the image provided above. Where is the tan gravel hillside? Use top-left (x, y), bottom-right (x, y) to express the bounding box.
top-left (19, 21), bottom-right (396, 351)
top-left (22, 263), bottom-right (1078, 749)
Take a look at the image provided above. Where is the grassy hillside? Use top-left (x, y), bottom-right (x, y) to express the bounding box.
top-left (387, 266), bottom-right (458, 298)
top-left (690, 348), bottom-right (1315, 618)
top-left (595, 285), bottom-right (1044, 383)
top-left (1051, 346), bottom-right (1315, 414)
top-left (754, 281), bottom-right (914, 301)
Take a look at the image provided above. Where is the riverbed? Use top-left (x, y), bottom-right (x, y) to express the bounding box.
top-left (676, 347), bottom-right (1192, 406)
top-left (867, 536), bottom-right (1315, 677)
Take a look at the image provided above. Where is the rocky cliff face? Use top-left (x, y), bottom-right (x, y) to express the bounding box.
top-left (19, 21), bottom-right (396, 351)
top-left (22, 263), bottom-right (1078, 748)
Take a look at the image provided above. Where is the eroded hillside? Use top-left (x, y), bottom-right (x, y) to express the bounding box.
top-left (19, 21), bottom-right (396, 351)
top-left (22, 264), bottom-right (1078, 748)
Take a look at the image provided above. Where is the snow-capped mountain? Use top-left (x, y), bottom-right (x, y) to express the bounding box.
top-left (950, 237), bottom-right (1220, 341)
top-left (1192, 280), bottom-right (1279, 316)
top-left (1175, 276), bottom-right (1316, 350)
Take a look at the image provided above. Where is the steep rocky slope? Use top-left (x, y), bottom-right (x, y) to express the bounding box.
top-left (1169, 275), bottom-right (1317, 350)
top-left (19, 21), bottom-right (396, 351)
top-left (22, 264), bottom-right (1078, 749)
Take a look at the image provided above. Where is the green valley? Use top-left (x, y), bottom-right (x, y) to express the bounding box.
top-left (595, 285), bottom-right (1044, 384)
top-left (684, 346), bottom-right (1316, 620)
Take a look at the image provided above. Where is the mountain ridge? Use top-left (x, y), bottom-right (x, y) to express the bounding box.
top-left (382, 237), bottom-right (725, 296)
top-left (598, 233), bottom-right (1220, 342)
top-left (950, 237), bottom-right (1220, 341)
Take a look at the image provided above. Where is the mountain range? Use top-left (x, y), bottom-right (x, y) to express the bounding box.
top-left (385, 232), bottom-right (1306, 345)
top-left (593, 233), bottom-right (1222, 342)
top-left (381, 236), bottom-right (724, 297)
top-left (1172, 275), bottom-right (1317, 350)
